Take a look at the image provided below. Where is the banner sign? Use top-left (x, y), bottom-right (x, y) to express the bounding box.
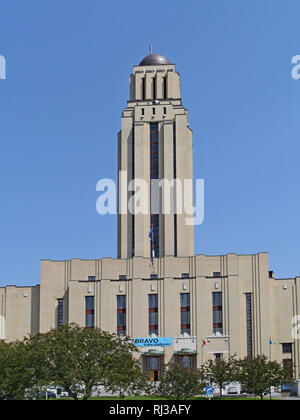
top-left (134, 337), bottom-right (173, 347)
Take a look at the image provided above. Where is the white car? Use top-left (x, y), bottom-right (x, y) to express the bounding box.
top-left (227, 386), bottom-right (239, 395)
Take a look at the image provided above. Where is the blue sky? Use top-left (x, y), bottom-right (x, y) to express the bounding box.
top-left (0, 0), bottom-right (299, 286)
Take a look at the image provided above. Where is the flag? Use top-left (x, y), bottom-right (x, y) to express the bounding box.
top-left (202, 340), bottom-right (206, 346)
top-left (269, 338), bottom-right (273, 345)
top-left (148, 226), bottom-right (153, 241)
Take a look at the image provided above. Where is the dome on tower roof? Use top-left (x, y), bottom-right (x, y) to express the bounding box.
top-left (139, 53), bottom-right (171, 66)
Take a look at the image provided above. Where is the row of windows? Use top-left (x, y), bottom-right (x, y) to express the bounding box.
top-left (75, 273), bottom-right (199, 282)
top-left (70, 293), bottom-right (220, 336)
top-left (141, 76), bottom-right (167, 101)
top-left (81, 273), bottom-right (191, 282)
top-left (57, 296), bottom-right (294, 371)
top-left (141, 107), bottom-right (167, 117)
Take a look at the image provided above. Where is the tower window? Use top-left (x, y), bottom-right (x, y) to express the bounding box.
top-left (141, 108), bottom-right (144, 116)
top-left (132, 123), bottom-right (135, 257)
top-left (163, 76), bottom-right (167, 99)
top-left (152, 77), bottom-right (156, 100)
top-left (150, 123), bottom-right (159, 258)
top-left (142, 77), bottom-right (146, 100)
top-left (152, 107), bottom-right (156, 115)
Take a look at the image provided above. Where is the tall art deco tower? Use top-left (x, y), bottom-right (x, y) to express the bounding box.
top-left (117, 53), bottom-right (194, 259)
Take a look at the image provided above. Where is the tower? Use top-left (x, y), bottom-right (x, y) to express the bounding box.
top-left (117, 53), bottom-right (194, 259)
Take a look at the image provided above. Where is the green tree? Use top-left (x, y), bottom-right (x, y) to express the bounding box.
top-left (205, 356), bottom-right (238, 399)
top-left (29, 324), bottom-right (147, 400)
top-left (236, 355), bottom-right (287, 400)
top-left (0, 340), bottom-right (36, 400)
top-left (158, 362), bottom-right (206, 400)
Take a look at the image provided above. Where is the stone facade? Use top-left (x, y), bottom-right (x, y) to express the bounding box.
top-left (0, 53), bottom-right (299, 380)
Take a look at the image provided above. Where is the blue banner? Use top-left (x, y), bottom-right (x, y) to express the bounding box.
top-left (134, 337), bottom-right (173, 347)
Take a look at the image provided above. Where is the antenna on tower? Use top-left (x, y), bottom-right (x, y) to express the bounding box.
top-left (149, 44), bottom-right (152, 54)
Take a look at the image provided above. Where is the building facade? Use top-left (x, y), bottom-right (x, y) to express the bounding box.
top-left (0, 53), bottom-right (299, 380)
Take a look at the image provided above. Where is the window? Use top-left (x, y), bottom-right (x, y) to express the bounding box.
top-left (117, 295), bottom-right (126, 336)
top-left (57, 299), bottom-right (63, 328)
top-left (246, 293), bottom-right (253, 357)
top-left (213, 272), bottom-right (221, 278)
top-left (282, 343), bottom-right (293, 354)
top-left (282, 359), bottom-right (293, 377)
top-left (150, 123), bottom-right (159, 258)
top-left (180, 293), bottom-right (190, 335)
top-left (215, 353), bottom-right (223, 363)
top-left (213, 292), bottom-right (223, 334)
top-left (174, 214), bottom-right (178, 257)
top-left (149, 294), bottom-right (158, 335)
top-left (150, 274), bottom-right (158, 279)
top-left (119, 275), bottom-right (127, 280)
top-left (177, 355), bottom-right (196, 370)
top-left (85, 296), bottom-right (94, 328)
top-left (142, 78), bottom-right (146, 100)
top-left (163, 107), bottom-right (167, 115)
top-left (141, 108), bottom-right (144, 116)
top-left (163, 77), bottom-right (167, 99)
top-left (152, 77), bottom-right (156, 99)
top-left (152, 107), bottom-right (156, 116)
top-left (88, 276), bottom-right (96, 282)
top-left (145, 356), bottom-right (162, 382)
top-left (132, 215), bottom-right (135, 257)
top-left (132, 123), bottom-right (135, 257)
top-left (173, 122), bottom-right (177, 257)
top-left (181, 273), bottom-right (189, 279)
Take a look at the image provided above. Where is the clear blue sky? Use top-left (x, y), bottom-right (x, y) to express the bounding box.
top-left (0, 0), bottom-right (299, 286)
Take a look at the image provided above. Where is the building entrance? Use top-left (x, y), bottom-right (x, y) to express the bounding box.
top-left (144, 355), bottom-right (162, 381)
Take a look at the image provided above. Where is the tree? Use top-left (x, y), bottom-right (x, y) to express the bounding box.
top-left (205, 356), bottom-right (238, 399)
top-left (158, 362), bottom-right (206, 400)
top-left (236, 355), bottom-right (287, 400)
top-left (29, 324), bottom-right (147, 400)
top-left (0, 340), bottom-right (36, 400)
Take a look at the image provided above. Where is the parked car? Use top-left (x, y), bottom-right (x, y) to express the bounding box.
top-left (38, 391), bottom-right (57, 400)
top-left (227, 386), bottom-right (239, 394)
top-left (281, 384), bottom-right (292, 393)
